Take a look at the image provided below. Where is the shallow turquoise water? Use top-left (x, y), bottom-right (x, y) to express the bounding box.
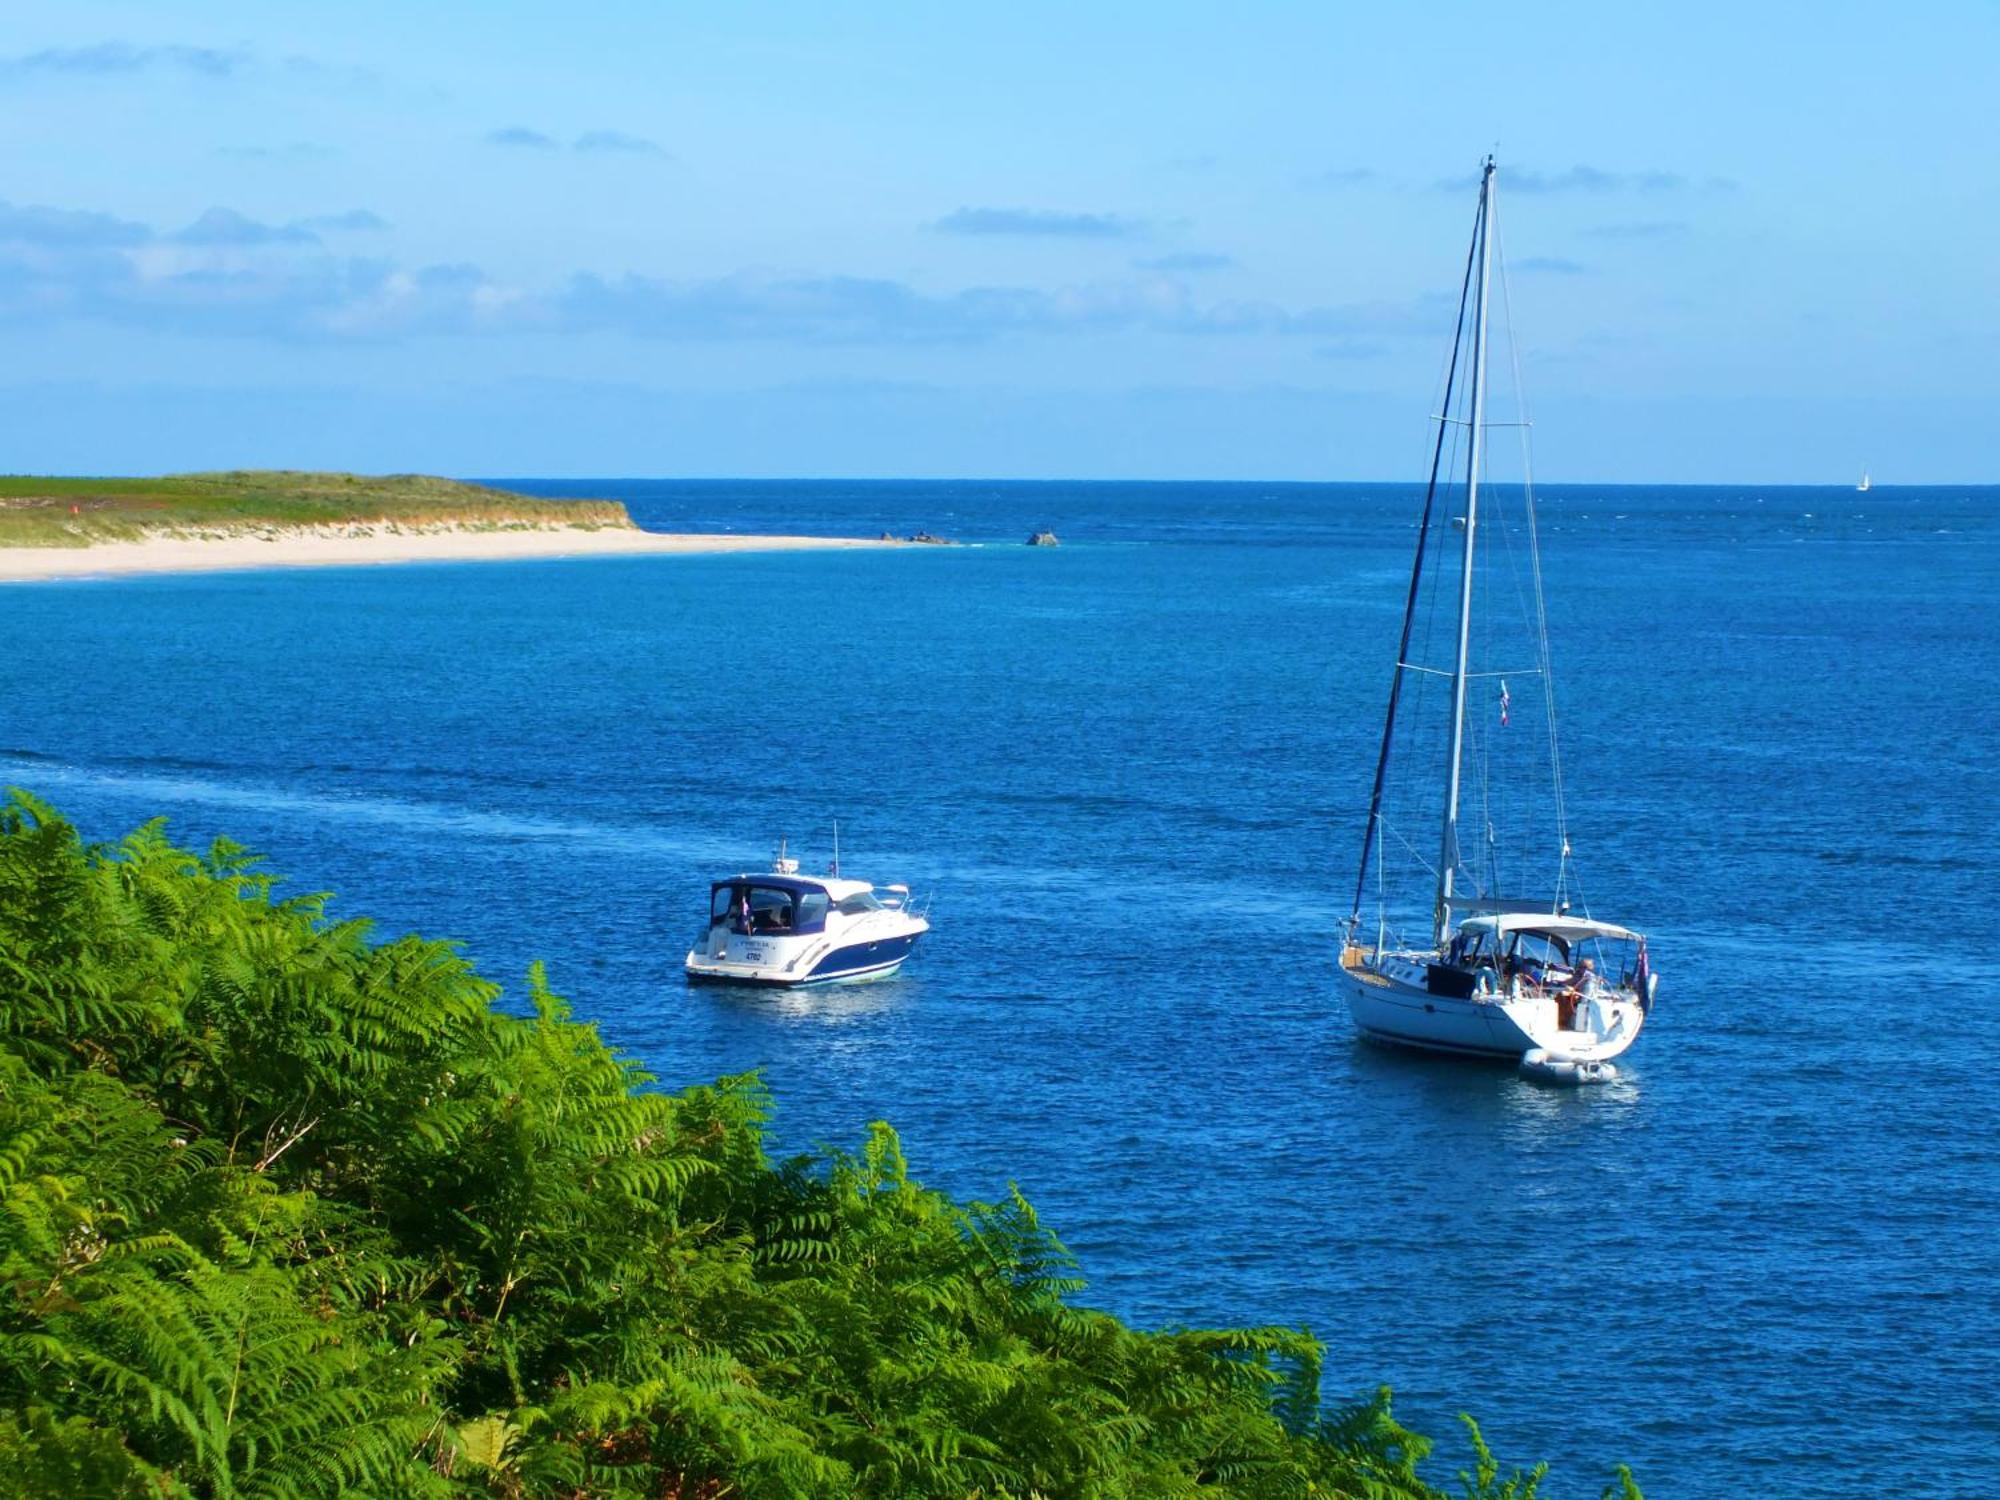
top-left (2, 480), bottom-right (1992, 1497)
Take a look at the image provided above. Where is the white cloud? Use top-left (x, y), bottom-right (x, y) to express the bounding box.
top-left (933, 207), bottom-right (1148, 239)
top-left (0, 193), bottom-right (1453, 348)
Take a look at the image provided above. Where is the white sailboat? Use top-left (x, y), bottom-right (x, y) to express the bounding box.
top-left (1338, 158), bottom-right (1657, 1064)
top-left (1857, 470), bottom-right (1872, 492)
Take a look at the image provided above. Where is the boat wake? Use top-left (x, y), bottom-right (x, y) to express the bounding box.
top-left (0, 751), bottom-right (748, 865)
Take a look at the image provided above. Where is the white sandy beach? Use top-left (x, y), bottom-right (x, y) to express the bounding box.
top-left (0, 524), bottom-right (906, 583)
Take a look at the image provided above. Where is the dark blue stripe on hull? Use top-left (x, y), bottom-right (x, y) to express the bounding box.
top-left (686, 933), bottom-right (921, 989)
top-left (808, 932), bottom-right (918, 979)
top-left (1354, 1026), bottom-right (1522, 1060)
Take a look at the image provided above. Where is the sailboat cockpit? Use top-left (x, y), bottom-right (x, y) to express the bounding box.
top-left (1426, 914), bottom-right (1650, 1006)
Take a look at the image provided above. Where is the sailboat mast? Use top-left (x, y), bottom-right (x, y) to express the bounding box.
top-left (1434, 157), bottom-right (1496, 949)
top-left (1346, 179), bottom-right (1484, 935)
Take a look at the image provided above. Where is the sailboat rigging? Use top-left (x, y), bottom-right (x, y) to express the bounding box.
top-left (1338, 158), bottom-right (1658, 1064)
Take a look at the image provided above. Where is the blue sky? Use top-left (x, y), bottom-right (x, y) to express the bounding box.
top-left (2, 2), bottom-right (1993, 480)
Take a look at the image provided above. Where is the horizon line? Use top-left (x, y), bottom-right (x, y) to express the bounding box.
top-left (9, 469), bottom-right (1983, 489)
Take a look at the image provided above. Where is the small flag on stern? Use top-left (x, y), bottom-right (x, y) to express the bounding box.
top-left (1634, 939), bottom-right (1654, 1013)
top-left (1499, 679), bottom-right (1511, 727)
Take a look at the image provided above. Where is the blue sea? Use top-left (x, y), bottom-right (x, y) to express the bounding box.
top-left (2, 479), bottom-right (1993, 1497)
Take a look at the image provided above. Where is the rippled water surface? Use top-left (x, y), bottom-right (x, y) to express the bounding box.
top-left (3, 480), bottom-right (1993, 1497)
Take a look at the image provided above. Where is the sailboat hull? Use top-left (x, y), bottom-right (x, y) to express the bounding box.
top-left (1339, 952), bottom-right (1644, 1062)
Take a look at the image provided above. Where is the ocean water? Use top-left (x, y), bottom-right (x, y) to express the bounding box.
top-left (2, 479), bottom-right (1993, 1497)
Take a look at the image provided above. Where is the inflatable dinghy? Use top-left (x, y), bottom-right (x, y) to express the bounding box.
top-left (1519, 1048), bottom-right (1618, 1087)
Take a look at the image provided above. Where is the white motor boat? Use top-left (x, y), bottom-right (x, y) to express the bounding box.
top-left (685, 848), bottom-right (928, 988)
top-left (1337, 158), bottom-right (1659, 1063)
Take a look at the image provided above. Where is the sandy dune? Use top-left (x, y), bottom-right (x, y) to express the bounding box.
top-left (0, 525), bottom-right (905, 583)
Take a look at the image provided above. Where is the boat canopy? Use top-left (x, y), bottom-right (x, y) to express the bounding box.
top-left (716, 873), bottom-right (875, 903)
top-left (1458, 912), bottom-right (1641, 944)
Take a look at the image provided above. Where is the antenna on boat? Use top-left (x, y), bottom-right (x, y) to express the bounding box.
top-left (830, 820), bottom-right (840, 878)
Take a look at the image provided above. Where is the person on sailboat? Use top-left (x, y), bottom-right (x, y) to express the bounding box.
top-left (1555, 958), bottom-right (1596, 1030)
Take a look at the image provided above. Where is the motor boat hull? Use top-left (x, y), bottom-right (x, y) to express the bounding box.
top-left (686, 925), bottom-right (924, 988)
top-left (1340, 948), bottom-right (1643, 1062)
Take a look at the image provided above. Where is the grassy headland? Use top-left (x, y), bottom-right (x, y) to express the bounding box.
top-left (0, 792), bottom-right (1640, 1497)
top-left (0, 470), bottom-right (630, 548)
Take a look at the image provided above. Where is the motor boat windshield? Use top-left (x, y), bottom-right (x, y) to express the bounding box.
top-left (709, 877), bottom-right (833, 936)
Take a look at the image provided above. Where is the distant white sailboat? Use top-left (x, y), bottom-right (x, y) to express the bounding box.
top-left (1857, 470), bottom-right (1872, 492)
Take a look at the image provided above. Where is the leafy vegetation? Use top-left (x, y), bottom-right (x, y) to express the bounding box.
top-left (0, 472), bottom-right (630, 547)
top-left (0, 793), bottom-right (1639, 1497)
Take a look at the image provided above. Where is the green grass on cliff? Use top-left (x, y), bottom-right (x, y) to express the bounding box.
top-left (0, 470), bottom-right (632, 547)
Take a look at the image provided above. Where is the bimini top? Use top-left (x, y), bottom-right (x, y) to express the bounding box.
top-left (1458, 912), bottom-right (1641, 944)
top-left (716, 872), bottom-right (876, 903)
